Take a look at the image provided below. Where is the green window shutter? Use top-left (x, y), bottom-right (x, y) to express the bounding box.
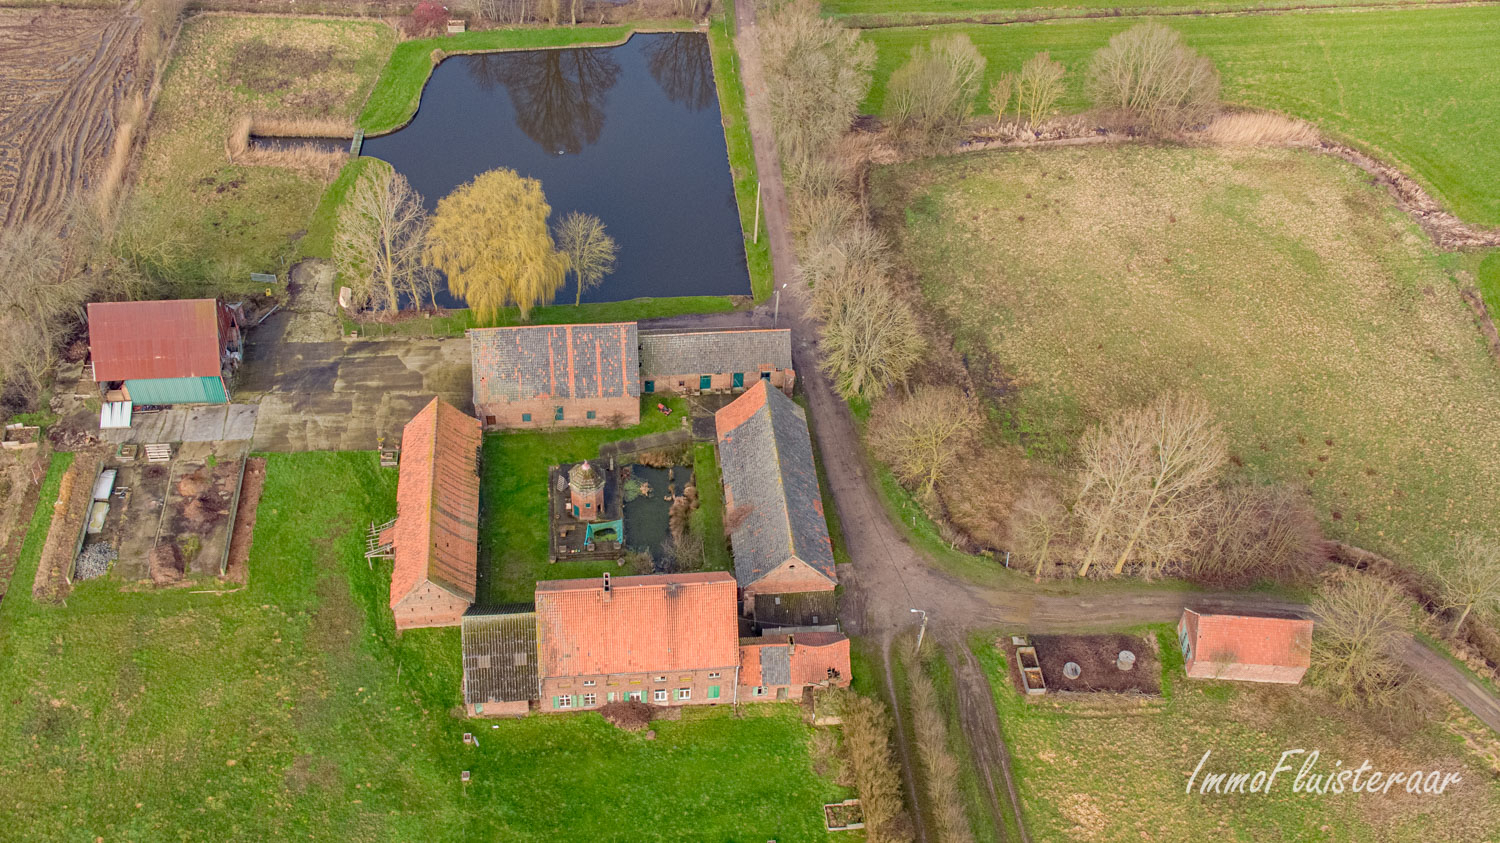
top-left (555, 406), bottom-right (564, 421)
top-left (586, 410), bottom-right (596, 420)
top-left (644, 380), bottom-right (654, 393)
top-left (732, 373), bottom-right (744, 388)
top-left (522, 413), bottom-right (532, 422)
top-left (552, 696), bottom-right (560, 708)
top-left (699, 375), bottom-right (712, 390)
top-left (708, 685), bottom-right (720, 699)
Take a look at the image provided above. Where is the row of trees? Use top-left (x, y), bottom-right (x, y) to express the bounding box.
top-left (333, 165), bottom-right (617, 321)
top-left (886, 23), bottom-right (1221, 144)
top-left (760, 0), bottom-right (927, 402)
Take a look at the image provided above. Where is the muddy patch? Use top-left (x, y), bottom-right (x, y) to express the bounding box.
top-left (1028, 634), bottom-right (1159, 695)
top-left (224, 457), bottom-right (266, 584)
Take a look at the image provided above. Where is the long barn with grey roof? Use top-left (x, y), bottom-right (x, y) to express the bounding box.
top-left (469, 323), bottom-right (640, 430)
top-left (639, 328), bottom-right (794, 396)
top-left (715, 379), bottom-right (836, 615)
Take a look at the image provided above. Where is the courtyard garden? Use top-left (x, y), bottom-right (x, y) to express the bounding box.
top-left (478, 395), bottom-right (734, 605)
top-left (861, 5), bottom-right (1500, 225)
top-left (0, 450), bottom-right (844, 840)
top-left (872, 143), bottom-right (1500, 576)
top-left (971, 628), bottom-right (1500, 839)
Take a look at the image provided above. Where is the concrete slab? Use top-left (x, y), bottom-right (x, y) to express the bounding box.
top-left (182, 406), bottom-right (227, 442)
top-left (100, 404), bottom-right (258, 446)
top-left (223, 405), bottom-right (258, 442)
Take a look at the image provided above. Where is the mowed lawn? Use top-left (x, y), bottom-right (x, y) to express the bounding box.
top-left (0, 452), bottom-right (842, 840)
top-left (861, 6), bottom-right (1500, 224)
top-left (873, 144), bottom-right (1500, 569)
top-left (129, 16), bottom-right (394, 291)
top-left (973, 631), bottom-right (1500, 840)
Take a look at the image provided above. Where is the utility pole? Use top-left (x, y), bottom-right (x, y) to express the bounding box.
top-left (773, 282), bottom-right (787, 326)
top-left (910, 608), bottom-right (929, 655)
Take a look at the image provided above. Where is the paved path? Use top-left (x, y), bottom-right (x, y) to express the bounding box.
top-left (723, 2), bottom-right (1500, 839)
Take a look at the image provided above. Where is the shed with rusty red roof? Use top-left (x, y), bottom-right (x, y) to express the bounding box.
top-left (1178, 609), bottom-right (1313, 684)
top-left (87, 299), bottom-right (241, 404)
top-left (534, 572), bottom-right (738, 711)
top-left (389, 398), bottom-right (482, 630)
top-left (738, 631), bottom-right (850, 702)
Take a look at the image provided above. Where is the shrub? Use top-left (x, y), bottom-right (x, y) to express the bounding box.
top-left (407, 1), bottom-right (450, 36)
top-left (1087, 22), bottom-right (1219, 131)
top-left (885, 34), bottom-right (986, 142)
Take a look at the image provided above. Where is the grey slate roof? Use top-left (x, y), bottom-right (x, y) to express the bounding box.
top-left (462, 607), bottom-right (540, 704)
top-left (638, 329), bottom-right (792, 376)
top-left (469, 323), bottom-right (640, 404)
top-left (759, 645), bottom-right (791, 686)
top-left (715, 381), bottom-right (836, 589)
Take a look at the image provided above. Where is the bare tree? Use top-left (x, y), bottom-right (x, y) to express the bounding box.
top-left (987, 73), bottom-right (1016, 124)
top-left (885, 34), bottom-right (987, 142)
top-left (1014, 51), bottom-right (1066, 132)
top-left (333, 163), bottom-right (432, 313)
top-left (869, 385), bottom-right (979, 504)
top-left (553, 212), bottom-right (618, 305)
top-left (1087, 22), bottom-right (1220, 131)
top-left (1426, 534), bottom-right (1500, 636)
top-left (1191, 482), bottom-right (1322, 586)
top-left (1009, 484), bottom-right (1067, 580)
top-left (1074, 393), bottom-right (1227, 578)
top-left (1310, 575), bottom-right (1413, 712)
top-left (818, 274), bottom-right (926, 402)
top-left (758, 0), bottom-right (875, 172)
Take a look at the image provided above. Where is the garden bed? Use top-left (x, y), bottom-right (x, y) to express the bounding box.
top-left (1015, 634), bottom-right (1159, 695)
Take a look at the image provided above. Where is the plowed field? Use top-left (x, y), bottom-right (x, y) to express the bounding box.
top-left (0, 7), bottom-right (139, 228)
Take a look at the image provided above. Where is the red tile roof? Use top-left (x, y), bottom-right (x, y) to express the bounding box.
top-left (739, 632), bottom-right (851, 687)
top-left (713, 378), bottom-right (768, 439)
top-left (535, 572), bottom-right (739, 677)
top-left (391, 398), bottom-right (482, 609)
top-left (1184, 610), bottom-right (1312, 670)
top-left (88, 299), bottom-right (228, 382)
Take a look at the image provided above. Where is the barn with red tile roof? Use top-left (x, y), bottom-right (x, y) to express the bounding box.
top-left (87, 299), bottom-right (241, 404)
top-left (534, 572), bottom-right (738, 711)
top-left (715, 381), bottom-right (836, 614)
top-left (738, 631), bottom-right (850, 702)
top-left (389, 398), bottom-right (482, 630)
top-left (1178, 609), bottom-right (1313, 684)
top-left (469, 323), bottom-right (640, 429)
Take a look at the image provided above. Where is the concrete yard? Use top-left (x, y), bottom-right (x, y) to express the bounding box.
top-left (102, 404), bottom-right (259, 445)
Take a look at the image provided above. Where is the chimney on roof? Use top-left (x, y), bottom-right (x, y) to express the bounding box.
top-left (788, 634), bottom-right (795, 658)
top-left (602, 572), bottom-right (611, 601)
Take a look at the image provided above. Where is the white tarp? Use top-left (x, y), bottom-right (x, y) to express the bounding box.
top-left (92, 469), bottom-right (117, 502)
top-left (100, 401), bottom-right (133, 429)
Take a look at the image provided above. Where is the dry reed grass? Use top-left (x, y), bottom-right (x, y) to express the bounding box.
top-left (1199, 111), bottom-right (1320, 147)
top-left (225, 114), bottom-right (350, 177)
top-left (831, 689), bottom-right (914, 843)
top-left (905, 652), bottom-right (975, 843)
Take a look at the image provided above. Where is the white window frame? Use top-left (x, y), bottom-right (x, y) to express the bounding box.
top-left (583, 693), bottom-right (597, 706)
top-left (677, 688), bottom-right (691, 701)
top-left (707, 671), bottom-right (721, 679)
top-left (557, 695), bottom-right (573, 709)
top-left (582, 680), bottom-right (596, 687)
top-left (752, 686), bottom-right (766, 697)
top-left (653, 689), bottom-right (669, 703)
top-left (654, 675), bottom-right (667, 683)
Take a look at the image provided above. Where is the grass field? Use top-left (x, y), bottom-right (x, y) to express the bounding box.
top-left (0, 451), bottom-right (843, 839)
top-left (873, 144), bottom-right (1500, 570)
top-left (861, 6), bottom-right (1500, 225)
top-left (973, 628), bottom-right (1500, 840)
top-left (478, 395), bottom-right (737, 605)
top-left (128, 16), bottom-right (394, 292)
top-left (824, 0), bottom-right (1460, 22)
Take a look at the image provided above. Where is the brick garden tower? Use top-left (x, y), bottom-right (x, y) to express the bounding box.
top-left (568, 461), bottom-right (605, 522)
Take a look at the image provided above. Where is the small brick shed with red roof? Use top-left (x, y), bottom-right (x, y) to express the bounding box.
top-left (534, 572), bottom-right (740, 711)
top-left (1178, 609), bottom-right (1313, 684)
top-left (738, 631), bottom-right (850, 702)
top-left (388, 398), bottom-right (482, 630)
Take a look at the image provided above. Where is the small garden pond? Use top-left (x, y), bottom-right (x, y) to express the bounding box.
top-left (621, 463), bottom-right (694, 563)
top-left (361, 32), bottom-right (749, 307)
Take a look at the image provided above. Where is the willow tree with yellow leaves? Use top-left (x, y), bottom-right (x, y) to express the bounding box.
top-left (425, 168), bottom-right (568, 322)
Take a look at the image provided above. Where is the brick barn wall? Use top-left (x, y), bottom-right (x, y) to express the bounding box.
top-left (742, 561), bottom-right (836, 613)
top-left (475, 396), bottom-right (640, 430)
top-left (393, 581), bottom-right (471, 630)
top-left (646, 368), bottom-right (794, 395)
top-left (540, 667), bottom-right (736, 711)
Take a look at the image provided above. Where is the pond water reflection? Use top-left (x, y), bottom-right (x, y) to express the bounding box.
top-left (360, 32), bottom-right (749, 307)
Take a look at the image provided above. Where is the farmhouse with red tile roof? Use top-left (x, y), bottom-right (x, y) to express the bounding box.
top-left (388, 398), bottom-right (482, 630)
top-left (1177, 609), bottom-right (1313, 684)
top-left (469, 323), bottom-right (640, 429)
top-left (715, 381), bottom-right (836, 615)
top-left (534, 572), bottom-right (739, 711)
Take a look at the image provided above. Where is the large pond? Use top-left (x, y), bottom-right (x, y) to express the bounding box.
top-left (361, 32), bottom-right (749, 307)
